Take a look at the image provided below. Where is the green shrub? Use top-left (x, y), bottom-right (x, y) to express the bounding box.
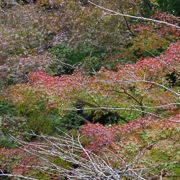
top-left (49, 43), bottom-right (108, 75)
top-left (56, 111), bottom-right (83, 133)
top-left (0, 98), bottom-right (15, 116)
top-left (0, 138), bottom-right (18, 149)
top-left (14, 91), bottom-right (60, 135)
top-left (158, 0), bottom-right (180, 16)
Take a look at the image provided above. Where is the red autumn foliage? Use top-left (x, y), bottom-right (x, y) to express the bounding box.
top-left (0, 143), bottom-right (41, 175)
top-left (81, 113), bottom-right (178, 152)
top-left (133, 11), bottom-right (180, 38)
top-left (99, 40), bottom-right (180, 81)
top-left (28, 71), bottom-right (88, 100)
top-left (26, 40), bottom-right (180, 97)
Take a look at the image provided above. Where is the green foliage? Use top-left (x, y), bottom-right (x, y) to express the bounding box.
top-left (0, 0), bottom-right (180, 179)
top-left (150, 148), bottom-right (170, 162)
top-left (157, 0), bottom-right (180, 16)
top-left (0, 138), bottom-right (18, 149)
top-left (50, 157), bottom-right (73, 169)
top-left (0, 98), bottom-right (15, 116)
top-left (49, 43), bottom-right (108, 75)
top-left (139, 0), bottom-right (180, 17)
top-left (139, 0), bottom-right (154, 17)
top-left (16, 92), bottom-right (60, 135)
top-left (0, 98), bottom-right (21, 148)
top-left (56, 111), bottom-right (83, 132)
top-left (119, 30), bottom-right (169, 62)
top-left (29, 172), bottom-right (50, 180)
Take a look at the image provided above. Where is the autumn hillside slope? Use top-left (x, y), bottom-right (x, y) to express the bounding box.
top-left (0, 0), bottom-right (180, 179)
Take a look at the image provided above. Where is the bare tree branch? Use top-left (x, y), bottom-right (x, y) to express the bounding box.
top-left (88, 1), bottom-right (180, 29)
top-left (7, 134), bottom-right (149, 180)
top-left (0, 170), bottom-right (38, 180)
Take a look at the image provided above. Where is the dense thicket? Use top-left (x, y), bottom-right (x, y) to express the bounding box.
top-left (0, 0), bottom-right (180, 179)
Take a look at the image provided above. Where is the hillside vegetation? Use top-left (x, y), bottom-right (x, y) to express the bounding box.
top-left (0, 0), bottom-right (180, 179)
